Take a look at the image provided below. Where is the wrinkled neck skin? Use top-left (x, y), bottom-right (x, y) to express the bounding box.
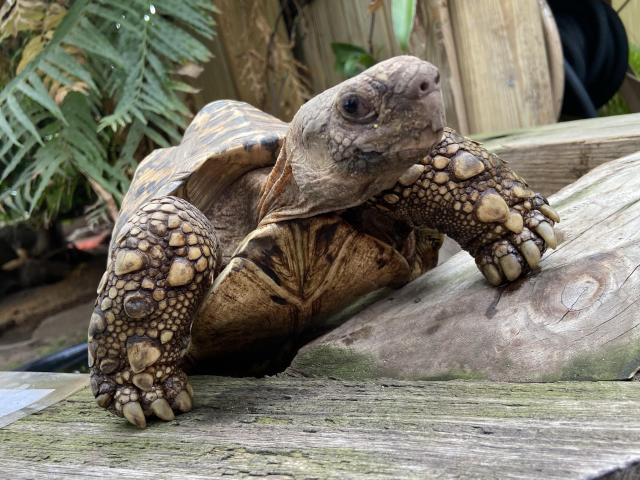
top-left (257, 55), bottom-right (445, 226)
top-left (258, 115), bottom-right (388, 225)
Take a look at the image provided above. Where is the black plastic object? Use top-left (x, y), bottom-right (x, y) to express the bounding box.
top-left (548, 0), bottom-right (629, 118)
top-left (17, 342), bottom-right (88, 372)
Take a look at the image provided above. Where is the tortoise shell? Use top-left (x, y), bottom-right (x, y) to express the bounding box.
top-left (114, 100), bottom-right (288, 241)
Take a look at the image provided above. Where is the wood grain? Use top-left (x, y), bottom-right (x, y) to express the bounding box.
top-left (482, 113), bottom-right (640, 196)
top-left (2, 375), bottom-right (640, 479)
top-left (291, 150), bottom-right (640, 382)
top-left (449, 0), bottom-right (556, 133)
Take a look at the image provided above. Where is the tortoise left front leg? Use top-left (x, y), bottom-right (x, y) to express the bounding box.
top-left (89, 196), bottom-right (219, 427)
top-left (373, 128), bottom-right (560, 285)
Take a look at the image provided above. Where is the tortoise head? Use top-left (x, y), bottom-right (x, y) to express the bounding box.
top-left (258, 55), bottom-right (445, 224)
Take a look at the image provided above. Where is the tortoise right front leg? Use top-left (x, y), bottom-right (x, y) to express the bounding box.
top-left (88, 196), bottom-right (219, 428)
top-left (372, 128), bottom-right (559, 285)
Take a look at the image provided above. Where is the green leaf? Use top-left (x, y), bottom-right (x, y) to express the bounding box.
top-left (17, 73), bottom-right (65, 121)
top-left (0, 109), bottom-right (19, 146)
top-left (331, 43), bottom-right (375, 78)
top-left (7, 95), bottom-right (42, 143)
top-left (0, 136), bottom-right (38, 182)
top-left (28, 155), bottom-right (64, 215)
top-left (46, 48), bottom-right (97, 90)
top-left (65, 18), bottom-right (124, 67)
top-left (391, 0), bottom-right (416, 52)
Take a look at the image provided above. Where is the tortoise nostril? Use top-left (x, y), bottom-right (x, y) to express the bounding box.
top-left (434, 72), bottom-right (440, 85)
top-left (403, 63), bottom-right (440, 98)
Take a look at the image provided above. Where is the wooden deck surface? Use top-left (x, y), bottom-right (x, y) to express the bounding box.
top-left (1, 374), bottom-right (640, 479)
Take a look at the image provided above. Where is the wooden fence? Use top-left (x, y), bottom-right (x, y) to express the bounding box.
top-left (198, 0), bottom-right (563, 134)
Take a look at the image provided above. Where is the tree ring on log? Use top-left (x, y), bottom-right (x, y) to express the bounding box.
top-left (531, 252), bottom-right (618, 333)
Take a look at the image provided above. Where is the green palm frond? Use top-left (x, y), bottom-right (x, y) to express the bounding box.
top-left (0, 0), bottom-right (216, 225)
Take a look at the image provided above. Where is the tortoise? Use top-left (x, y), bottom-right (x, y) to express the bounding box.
top-left (88, 56), bottom-right (560, 427)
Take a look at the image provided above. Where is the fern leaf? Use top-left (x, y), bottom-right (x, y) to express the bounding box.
top-left (16, 72), bottom-right (65, 120)
top-left (1, 0), bottom-right (216, 224)
top-left (6, 95), bottom-right (42, 142)
top-left (0, 110), bottom-right (19, 145)
top-left (65, 17), bottom-right (123, 67)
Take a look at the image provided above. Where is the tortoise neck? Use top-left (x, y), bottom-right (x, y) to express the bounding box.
top-left (256, 138), bottom-right (306, 225)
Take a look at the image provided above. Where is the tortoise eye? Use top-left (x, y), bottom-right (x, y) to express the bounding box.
top-left (342, 95), bottom-right (359, 114)
top-left (338, 93), bottom-right (375, 122)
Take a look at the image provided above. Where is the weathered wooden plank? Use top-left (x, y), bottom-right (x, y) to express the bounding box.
top-left (483, 113), bottom-right (640, 196)
top-left (298, 0), bottom-right (400, 93)
top-left (2, 375), bottom-right (640, 479)
top-left (539, 0), bottom-right (564, 118)
top-left (449, 0), bottom-right (556, 133)
top-left (290, 150), bottom-right (640, 382)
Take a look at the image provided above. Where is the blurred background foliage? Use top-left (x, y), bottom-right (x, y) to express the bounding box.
top-left (0, 0), bottom-right (216, 226)
top-left (331, 0), bottom-right (414, 78)
top-left (600, 43), bottom-right (640, 115)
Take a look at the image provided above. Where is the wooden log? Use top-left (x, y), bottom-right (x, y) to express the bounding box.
top-left (483, 113), bottom-right (640, 196)
top-left (2, 374), bottom-right (640, 478)
top-left (290, 150), bottom-right (640, 382)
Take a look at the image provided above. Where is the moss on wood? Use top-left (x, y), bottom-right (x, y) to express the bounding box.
top-left (2, 376), bottom-right (640, 478)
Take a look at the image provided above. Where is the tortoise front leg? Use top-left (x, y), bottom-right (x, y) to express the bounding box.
top-left (88, 196), bottom-right (219, 427)
top-left (373, 128), bottom-right (560, 285)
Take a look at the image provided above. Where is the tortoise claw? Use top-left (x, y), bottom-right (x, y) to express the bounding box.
top-left (151, 398), bottom-right (175, 421)
top-left (519, 240), bottom-right (541, 269)
top-left (173, 390), bottom-right (193, 413)
top-left (499, 254), bottom-right (522, 281)
top-left (540, 204), bottom-right (560, 223)
top-left (481, 264), bottom-right (503, 286)
top-left (536, 222), bottom-right (557, 249)
top-left (123, 401), bottom-right (147, 429)
top-left (95, 393), bottom-right (112, 409)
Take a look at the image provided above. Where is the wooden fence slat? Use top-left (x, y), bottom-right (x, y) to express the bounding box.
top-left (449, 0), bottom-right (556, 134)
top-left (195, 0), bottom-right (306, 121)
top-left (298, 0), bottom-right (466, 131)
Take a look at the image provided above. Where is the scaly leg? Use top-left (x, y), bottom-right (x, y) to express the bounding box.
top-left (88, 196), bottom-right (219, 427)
top-left (373, 128), bottom-right (560, 285)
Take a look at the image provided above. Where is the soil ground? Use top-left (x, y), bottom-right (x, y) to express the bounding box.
top-left (0, 258), bottom-right (105, 370)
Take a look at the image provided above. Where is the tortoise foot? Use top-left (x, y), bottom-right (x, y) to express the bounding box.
top-left (475, 193), bottom-right (560, 285)
top-left (88, 196), bottom-right (219, 427)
